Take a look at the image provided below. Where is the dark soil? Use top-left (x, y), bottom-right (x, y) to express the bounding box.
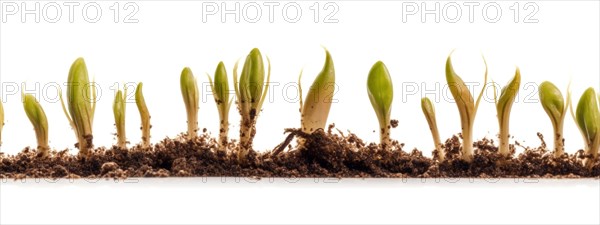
top-left (1, 125), bottom-right (598, 179)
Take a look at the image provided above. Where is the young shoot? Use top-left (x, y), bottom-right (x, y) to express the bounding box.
top-left (493, 68), bottom-right (521, 157)
top-left (113, 86), bottom-right (127, 149)
top-left (300, 49), bottom-right (335, 134)
top-left (233, 48), bottom-right (271, 162)
top-left (180, 67), bottom-right (200, 140)
top-left (208, 62), bottom-right (232, 150)
top-left (135, 82), bottom-right (151, 149)
top-left (23, 94), bottom-right (50, 157)
top-left (570, 87), bottom-right (600, 168)
top-left (445, 53), bottom-right (488, 162)
top-left (538, 81), bottom-right (568, 157)
top-left (366, 61), bottom-right (392, 150)
top-left (59, 57), bottom-right (97, 156)
top-left (0, 100), bottom-right (3, 146)
top-left (421, 97), bottom-right (443, 160)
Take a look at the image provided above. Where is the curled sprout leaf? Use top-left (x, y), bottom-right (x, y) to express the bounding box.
top-left (366, 61), bottom-right (392, 149)
top-left (301, 49), bottom-right (336, 134)
top-left (180, 67), bottom-right (200, 140)
top-left (234, 48), bottom-right (272, 162)
top-left (113, 87), bottom-right (127, 149)
top-left (571, 88), bottom-right (600, 168)
top-left (494, 68), bottom-right (521, 157)
top-left (538, 81), bottom-right (567, 157)
top-left (421, 97), bottom-right (443, 160)
top-left (445, 53), bottom-right (488, 162)
top-left (23, 94), bottom-right (49, 156)
top-left (135, 82), bottom-right (151, 149)
top-left (0, 100), bottom-right (3, 146)
top-left (59, 57), bottom-right (96, 155)
top-left (208, 61), bottom-right (232, 149)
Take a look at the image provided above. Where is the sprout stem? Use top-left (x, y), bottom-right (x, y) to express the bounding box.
top-left (421, 97), bottom-right (443, 160)
top-left (208, 62), bottom-right (232, 150)
top-left (23, 94), bottom-right (49, 157)
top-left (495, 68), bottom-right (521, 157)
top-left (0, 100), bottom-right (4, 147)
top-left (113, 88), bottom-right (127, 149)
top-left (367, 61), bottom-right (393, 150)
top-left (180, 67), bottom-right (199, 140)
top-left (135, 83), bottom-right (151, 149)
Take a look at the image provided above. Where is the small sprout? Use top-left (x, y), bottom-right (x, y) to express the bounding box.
top-left (445, 53), bottom-right (488, 162)
top-left (113, 86), bottom-right (127, 149)
top-left (135, 82), bottom-right (151, 149)
top-left (494, 68), bottom-right (521, 157)
top-left (59, 57), bottom-right (96, 156)
top-left (570, 87), bottom-right (600, 168)
top-left (23, 94), bottom-right (50, 157)
top-left (180, 67), bottom-right (199, 140)
top-left (233, 48), bottom-right (271, 162)
top-left (300, 49), bottom-right (335, 134)
top-left (366, 61), bottom-right (392, 149)
top-left (0, 100), bottom-right (4, 146)
top-left (208, 62), bottom-right (232, 150)
top-left (421, 97), bottom-right (443, 160)
top-left (538, 81), bottom-right (568, 157)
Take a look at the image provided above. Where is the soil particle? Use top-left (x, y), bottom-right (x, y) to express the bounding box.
top-left (390, 119), bottom-right (399, 128)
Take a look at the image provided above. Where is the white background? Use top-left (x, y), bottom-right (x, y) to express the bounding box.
top-left (1, 1), bottom-right (599, 224)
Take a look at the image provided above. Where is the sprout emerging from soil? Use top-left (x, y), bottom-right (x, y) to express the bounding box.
top-left (538, 81), bottom-right (568, 157)
top-left (23, 94), bottom-right (49, 157)
top-left (445, 54), bottom-right (488, 162)
top-left (113, 86), bottom-right (127, 149)
top-left (421, 97), bottom-right (443, 160)
top-left (135, 82), bottom-right (151, 149)
top-left (233, 48), bottom-right (271, 162)
top-left (493, 68), bottom-right (521, 157)
top-left (208, 62), bottom-right (233, 150)
top-left (180, 67), bottom-right (200, 140)
top-left (300, 49), bottom-right (335, 134)
top-left (59, 57), bottom-right (96, 156)
top-left (366, 61), bottom-right (392, 150)
top-left (570, 88), bottom-right (600, 168)
top-left (0, 100), bottom-right (3, 146)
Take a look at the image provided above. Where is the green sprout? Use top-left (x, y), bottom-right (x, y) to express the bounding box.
top-left (0, 100), bottom-right (4, 146)
top-left (135, 82), bottom-right (151, 149)
top-left (538, 81), bottom-right (568, 157)
top-left (208, 62), bottom-right (233, 150)
top-left (300, 49), bottom-right (335, 134)
top-left (59, 57), bottom-right (97, 156)
top-left (421, 97), bottom-right (443, 160)
top-left (366, 61), bottom-right (392, 149)
top-left (493, 68), bottom-right (521, 157)
top-left (23, 94), bottom-right (49, 157)
top-left (233, 48), bottom-right (271, 162)
top-left (180, 67), bottom-right (199, 140)
top-left (445, 53), bottom-right (488, 162)
top-left (113, 86), bottom-right (127, 149)
top-left (570, 87), bottom-right (600, 168)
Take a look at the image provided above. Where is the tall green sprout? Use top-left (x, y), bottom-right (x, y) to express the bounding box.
top-left (421, 97), bottom-right (443, 160)
top-left (570, 87), bottom-right (600, 168)
top-left (180, 67), bottom-right (200, 140)
top-left (208, 62), bottom-right (232, 150)
top-left (494, 68), bottom-right (521, 157)
top-left (113, 86), bottom-right (127, 149)
top-left (300, 49), bottom-right (335, 134)
top-left (233, 48), bottom-right (271, 162)
top-left (366, 61), bottom-right (392, 150)
top-left (23, 94), bottom-right (50, 157)
top-left (445, 53), bottom-right (488, 162)
top-left (135, 82), bottom-right (151, 148)
top-left (59, 57), bottom-right (97, 156)
top-left (538, 81), bottom-right (568, 157)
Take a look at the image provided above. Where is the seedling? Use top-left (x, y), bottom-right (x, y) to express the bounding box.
top-left (366, 61), bottom-right (392, 150)
top-left (233, 48), bottom-right (271, 162)
top-left (135, 82), bottom-right (151, 148)
top-left (300, 49), bottom-right (335, 134)
top-left (493, 68), bottom-right (521, 157)
top-left (113, 86), bottom-right (127, 149)
top-left (207, 62), bottom-right (233, 149)
top-left (570, 87), bottom-right (600, 168)
top-left (421, 97), bottom-right (443, 160)
top-left (23, 94), bottom-right (49, 157)
top-left (180, 67), bottom-right (199, 140)
top-left (538, 81), bottom-right (568, 157)
top-left (59, 57), bottom-right (97, 156)
top-left (0, 100), bottom-right (4, 146)
top-left (445, 53), bottom-right (488, 162)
